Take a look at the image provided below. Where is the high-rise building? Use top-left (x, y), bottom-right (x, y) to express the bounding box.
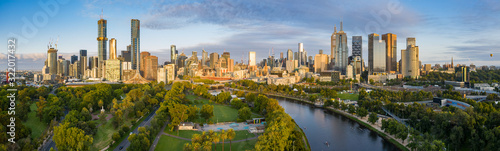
top-left (314, 50), bottom-right (329, 73)
top-left (79, 50), bottom-right (87, 78)
top-left (131, 19), bottom-right (140, 70)
top-left (109, 38), bottom-right (117, 60)
top-left (298, 43), bottom-right (303, 66)
top-left (287, 49), bottom-right (293, 61)
top-left (178, 53), bottom-right (188, 68)
top-left (140, 52), bottom-right (150, 76)
top-left (294, 52), bottom-right (298, 60)
top-left (382, 33), bottom-right (397, 73)
top-left (209, 52), bottom-right (219, 68)
top-left (121, 50), bottom-right (131, 62)
top-left (70, 55), bottom-right (78, 64)
top-left (248, 51), bottom-right (256, 66)
top-left (352, 36), bottom-right (362, 57)
top-left (368, 33), bottom-right (386, 73)
top-left (97, 17), bottom-right (108, 63)
top-left (105, 59), bottom-right (122, 81)
top-left (333, 21), bottom-right (349, 74)
top-left (401, 38), bottom-right (420, 79)
top-left (202, 49), bottom-right (208, 66)
top-left (171, 45), bottom-right (177, 63)
top-left (331, 25), bottom-right (337, 61)
top-left (47, 47), bottom-right (58, 75)
top-left (144, 55), bottom-right (158, 81)
top-left (280, 52), bottom-right (284, 60)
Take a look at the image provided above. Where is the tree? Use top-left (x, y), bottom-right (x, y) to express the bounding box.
top-left (220, 130), bottom-right (227, 151)
top-left (348, 105), bottom-right (356, 114)
top-left (356, 107), bottom-right (369, 118)
top-left (169, 103), bottom-right (189, 135)
top-left (237, 107), bottom-right (252, 122)
top-left (127, 127), bottom-right (150, 151)
top-left (112, 132), bottom-right (121, 142)
top-left (368, 112), bottom-right (379, 124)
top-left (208, 130), bottom-right (220, 151)
top-left (200, 104), bottom-right (214, 123)
top-left (187, 105), bottom-right (199, 122)
top-left (227, 129), bottom-right (235, 151)
top-left (53, 123), bottom-right (93, 151)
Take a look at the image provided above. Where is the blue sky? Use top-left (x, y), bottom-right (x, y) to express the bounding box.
top-left (1, 0), bottom-right (499, 70)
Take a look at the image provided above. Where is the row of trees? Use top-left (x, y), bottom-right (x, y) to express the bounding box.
top-left (183, 129), bottom-right (236, 151)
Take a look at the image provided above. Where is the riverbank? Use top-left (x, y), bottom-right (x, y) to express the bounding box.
top-left (267, 93), bottom-right (410, 151)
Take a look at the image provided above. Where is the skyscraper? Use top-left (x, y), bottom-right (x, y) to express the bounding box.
top-left (249, 51), bottom-right (256, 66)
top-left (171, 45), bottom-right (177, 63)
top-left (287, 49), bottom-right (293, 61)
top-left (140, 51), bottom-right (150, 76)
top-left (333, 21), bottom-right (349, 74)
top-left (382, 33), bottom-right (397, 73)
top-left (121, 50), bottom-right (131, 62)
top-left (210, 52), bottom-right (219, 68)
top-left (314, 50), bottom-right (329, 73)
top-left (401, 38), bottom-right (420, 79)
top-left (352, 36), bottom-right (362, 57)
top-left (202, 49), bottom-right (208, 66)
top-left (109, 38), bottom-right (117, 60)
top-left (79, 49), bottom-right (87, 78)
top-left (368, 33), bottom-right (386, 73)
top-left (298, 43), bottom-right (303, 66)
top-left (47, 47), bottom-right (58, 75)
top-left (70, 55), bottom-right (78, 64)
top-left (97, 17), bottom-right (108, 63)
top-left (331, 25), bottom-right (337, 62)
top-left (131, 19), bottom-right (140, 70)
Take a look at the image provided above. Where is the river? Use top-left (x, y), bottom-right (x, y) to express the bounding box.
top-left (276, 98), bottom-right (399, 151)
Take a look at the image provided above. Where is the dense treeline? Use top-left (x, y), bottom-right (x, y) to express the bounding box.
top-left (367, 89), bottom-right (433, 103)
top-left (0, 85), bottom-right (50, 150)
top-left (470, 69), bottom-right (500, 83)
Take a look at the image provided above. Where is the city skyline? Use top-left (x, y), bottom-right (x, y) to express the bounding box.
top-left (1, 0), bottom-right (500, 70)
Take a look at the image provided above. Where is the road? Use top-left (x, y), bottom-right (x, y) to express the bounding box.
top-left (41, 86), bottom-right (60, 151)
top-left (114, 107), bottom-right (158, 151)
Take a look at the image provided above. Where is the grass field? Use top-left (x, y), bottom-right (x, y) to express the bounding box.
top-left (155, 134), bottom-right (257, 151)
top-left (92, 120), bottom-right (117, 150)
top-left (165, 130), bottom-right (256, 141)
top-left (155, 135), bottom-right (191, 151)
top-left (22, 103), bottom-right (48, 139)
top-left (337, 92), bottom-right (359, 101)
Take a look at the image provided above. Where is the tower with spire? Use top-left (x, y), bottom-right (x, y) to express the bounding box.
top-left (331, 20), bottom-right (348, 74)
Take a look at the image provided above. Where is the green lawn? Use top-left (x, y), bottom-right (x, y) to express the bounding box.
top-left (155, 134), bottom-right (257, 151)
top-left (155, 135), bottom-right (191, 151)
top-left (187, 94), bottom-right (239, 123)
top-left (165, 130), bottom-right (256, 141)
top-left (215, 137), bottom-right (257, 151)
top-left (337, 92), bottom-right (359, 101)
top-left (92, 120), bottom-right (118, 150)
top-left (22, 103), bottom-right (48, 139)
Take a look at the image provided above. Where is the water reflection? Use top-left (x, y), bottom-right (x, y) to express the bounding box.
top-left (276, 98), bottom-right (399, 151)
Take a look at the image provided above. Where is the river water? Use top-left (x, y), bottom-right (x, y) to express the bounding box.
top-left (276, 98), bottom-right (399, 151)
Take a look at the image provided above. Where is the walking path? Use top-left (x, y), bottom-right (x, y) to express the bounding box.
top-left (149, 122), bottom-right (168, 151)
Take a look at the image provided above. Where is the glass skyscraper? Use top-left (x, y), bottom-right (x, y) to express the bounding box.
top-left (131, 19), bottom-right (140, 70)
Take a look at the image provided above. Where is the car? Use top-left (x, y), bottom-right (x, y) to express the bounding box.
top-left (129, 132), bottom-right (133, 135)
top-left (119, 146), bottom-right (124, 150)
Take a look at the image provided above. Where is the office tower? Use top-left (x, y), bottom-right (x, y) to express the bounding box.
top-left (57, 58), bottom-right (64, 76)
top-left (171, 45), bottom-right (177, 63)
top-left (158, 64), bottom-right (175, 84)
top-left (209, 52), bottom-right (219, 68)
top-left (368, 33), bottom-right (386, 73)
top-left (461, 66), bottom-right (469, 82)
top-left (401, 38), bottom-right (420, 78)
top-left (97, 17), bottom-right (108, 64)
top-left (131, 19), bottom-right (140, 70)
top-left (47, 47), bottom-right (58, 75)
top-left (331, 25), bottom-right (337, 62)
top-left (140, 52), bottom-right (150, 76)
top-left (352, 36), bottom-right (362, 57)
top-left (202, 49), bottom-right (208, 66)
top-left (109, 38), bottom-right (117, 59)
top-left (144, 55), bottom-right (158, 81)
top-left (178, 53), bottom-right (188, 68)
top-left (315, 50), bottom-right (329, 73)
top-left (308, 56), bottom-right (313, 68)
top-left (280, 52), bottom-right (284, 60)
top-left (382, 33), bottom-right (397, 73)
top-left (70, 55), bottom-right (78, 64)
top-left (287, 49), bottom-right (293, 61)
top-left (333, 21), bottom-right (349, 74)
top-left (294, 52), bottom-right (298, 60)
top-left (79, 50), bottom-right (87, 78)
top-left (298, 43), bottom-right (303, 66)
top-left (249, 51), bottom-right (256, 66)
top-left (121, 50), bottom-right (131, 62)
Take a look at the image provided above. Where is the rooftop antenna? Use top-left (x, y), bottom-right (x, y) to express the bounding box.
top-left (340, 17), bottom-right (343, 31)
top-left (100, 9), bottom-right (103, 19)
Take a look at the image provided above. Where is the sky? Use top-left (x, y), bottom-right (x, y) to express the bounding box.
top-left (1, 0), bottom-right (499, 70)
